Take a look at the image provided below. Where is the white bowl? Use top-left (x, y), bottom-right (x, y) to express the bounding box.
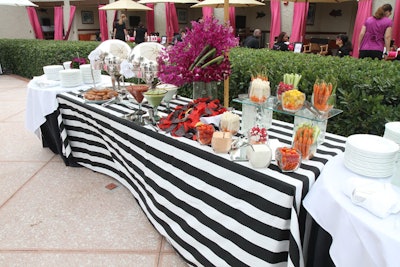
top-left (43, 65), bottom-right (64, 81)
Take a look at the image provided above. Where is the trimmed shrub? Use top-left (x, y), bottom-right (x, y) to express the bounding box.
top-left (1, 39), bottom-right (399, 137)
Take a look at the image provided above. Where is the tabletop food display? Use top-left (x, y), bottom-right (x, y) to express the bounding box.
top-left (26, 30), bottom-right (400, 267)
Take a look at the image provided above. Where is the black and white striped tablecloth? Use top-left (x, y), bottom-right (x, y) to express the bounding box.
top-left (56, 92), bottom-right (346, 267)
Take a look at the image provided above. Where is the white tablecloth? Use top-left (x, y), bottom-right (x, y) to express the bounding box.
top-left (25, 74), bottom-right (112, 137)
top-left (303, 153), bottom-right (400, 267)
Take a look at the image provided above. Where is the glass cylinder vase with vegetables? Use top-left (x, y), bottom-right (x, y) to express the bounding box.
top-left (292, 122), bottom-right (320, 160)
top-left (311, 76), bottom-right (337, 114)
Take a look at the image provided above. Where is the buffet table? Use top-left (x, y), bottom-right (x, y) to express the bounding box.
top-left (25, 75), bottom-right (113, 166)
top-left (303, 153), bottom-right (400, 267)
top-left (54, 91), bottom-right (346, 267)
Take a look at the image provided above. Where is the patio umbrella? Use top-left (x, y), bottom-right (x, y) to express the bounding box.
top-left (99, 0), bottom-right (152, 11)
top-left (139, 0), bottom-right (199, 3)
top-left (191, 0), bottom-right (265, 107)
top-left (0, 0), bottom-right (37, 7)
top-left (191, 0), bottom-right (264, 8)
top-left (286, 0), bottom-right (354, 2)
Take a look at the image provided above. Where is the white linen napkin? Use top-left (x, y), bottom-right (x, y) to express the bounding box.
top-left (200, 114), bottom-right (222, 127)
top-left (33, 76), bottom-right (59, 88)
top-left (343, 177), bottom-right (400, 218)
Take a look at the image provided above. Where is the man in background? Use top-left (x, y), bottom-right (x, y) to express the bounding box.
top-left (243, 29), bottom-right (262, 49)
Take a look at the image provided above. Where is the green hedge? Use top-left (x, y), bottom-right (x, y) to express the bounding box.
top-left (1, 39), bottom-right (399, 137)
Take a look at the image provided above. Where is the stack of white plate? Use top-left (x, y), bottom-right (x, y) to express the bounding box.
top-left (43, 65), bottom-right (64, 81)
top-left (384, 122), bottom-right (400, 162)
top-left (63, 61), bottom-right (72, 70)
top-left (59, 69), bottom-right (82, 87)
top-left (344, 134), bottom-right (399, 178)
top-left (80, 64), bottom-right (101, 84)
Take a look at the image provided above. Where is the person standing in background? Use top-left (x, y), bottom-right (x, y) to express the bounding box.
top-left (358, 4), bottom-right (392, 60)
top-left (172, 29), bottom-right (186, 44)
top-left (134, 23), bottom-right (148, 44)
top-left (242, 29), bottom-right (262, 49)
top-left (113, 14), bottom-right (128, 42)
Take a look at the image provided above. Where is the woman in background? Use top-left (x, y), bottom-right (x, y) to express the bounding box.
top-left (134, 23), bottom-right (148, 44)
top-left (113, 14), bottom-right (128, 42)
top-left (358, 4), bottom-right (392, 60)
top-left (336, 34), bottom-right (353, 57)
top-left (272, 32), bottom-right (290, 51)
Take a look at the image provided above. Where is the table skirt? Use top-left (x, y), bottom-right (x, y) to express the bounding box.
top-left (54, 92), bottom-right (347, 266)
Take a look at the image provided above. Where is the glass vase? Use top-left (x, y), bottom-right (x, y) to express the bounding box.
top-left (192, 81), bottom-right (218, 100)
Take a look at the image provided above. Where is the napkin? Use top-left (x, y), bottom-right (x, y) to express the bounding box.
top-left (343, 177), bottom-right (400, 218)
top-left (33, 76), bottom-right (59, 88)
top-left (200, 114), bottom-right (222, 127)
top-left (120, 60), bottom-right (134, 79)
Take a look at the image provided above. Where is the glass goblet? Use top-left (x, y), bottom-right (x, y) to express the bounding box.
top-left (143, 70), bottom-right (155, 89)
top-left (126, 84), bottom-right (149, 116)
top-left (143, 89), bottom-right (167, 123)
top-left (156, 84), bottom-right (178, 112)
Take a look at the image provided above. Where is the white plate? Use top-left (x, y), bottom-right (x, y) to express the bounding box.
top-left (344, 159), bottom-right (394, 178)
top-left (346, 134), bottom-right (399, 154)
top-left (83, 96), bottom-right (116, 104)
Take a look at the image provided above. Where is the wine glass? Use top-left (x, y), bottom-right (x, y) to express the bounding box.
top-left (143, 89), bottom-right (167, 123)
top-left (104, 56), bottom-right (122, 91)
top-left (143, 70), bottom-right (155, 89)
top-left (126, 84), bottom-right (149, 116)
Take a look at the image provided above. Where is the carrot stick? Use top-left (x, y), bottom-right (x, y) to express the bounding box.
top-left (319, 82), bottom-right (326, 105)
top-left (305, 137), bottom-right (313, 157)
top-left (313, 83), bottom-right (320, 105)
top-left (327, 83), bottom-right (332, 95)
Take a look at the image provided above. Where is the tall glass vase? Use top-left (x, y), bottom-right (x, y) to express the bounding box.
top-left (192, 81), bottom-right (218, 100)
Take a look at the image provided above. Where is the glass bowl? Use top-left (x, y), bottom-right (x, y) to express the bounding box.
top-left (292, 139), bottom-right (317, 160)
top-left (248, 125), bottom-right (268, 145)
top-left (249, 79), bottom-right (271, 104)
top-left (281, 89), bottom-right (305, 112)
top-left (196, 124), bottom-right (215, 145)
top-left (275, 147), bottom-right (301, 172)
top-left (219, 111), bottom-right (240, 135)
top-left (276, 82), bottom-right (293, 102)
top-left (311, 92), bottom-right (336, 114)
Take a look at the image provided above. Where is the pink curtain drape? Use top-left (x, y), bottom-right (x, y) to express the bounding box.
top-left (269, 0), bottom-right (281, 48)
top-left (54, 6), bottom-right (63, 40)
top-left (202, 7), bottom-right (214, 19)
top-left (146, 4), bottom-right (155, 34)
top-left (26, 7), bottom-right (43, 39)
top-left (291, 2), bottom-right (309, 43)
top-left (99, 5), bottom-right (109, 41)
top-left (229, 7), bottom-right (236, 35)
top-left (351, 0), bottom-right (372, 58)
top-left (165, 3), bottom-right (179, 43)
top-left (393, 0), bottom-right (400, 47)
top-left (63, 6), bottom-right (76, 40)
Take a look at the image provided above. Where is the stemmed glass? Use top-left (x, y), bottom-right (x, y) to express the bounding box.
top-left (126, 84), bottom-right (149, 116)
top-left (143, 89), bottom-right (167, 124)
top-left (141, 62), bottom-right (157, 89)
top-left (104, 56), bottom-right (122, 91)
top-left (158, 84), bottom-right (178, 112)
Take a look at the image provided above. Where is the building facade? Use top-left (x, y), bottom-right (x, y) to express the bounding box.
top-left (0, 0), bottom-right (394, 46)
